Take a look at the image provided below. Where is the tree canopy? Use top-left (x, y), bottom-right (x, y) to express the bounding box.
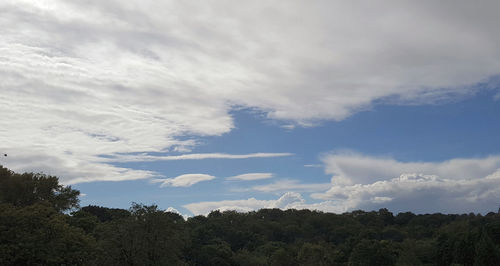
top-left (1, 165), bottom-right (500, 265)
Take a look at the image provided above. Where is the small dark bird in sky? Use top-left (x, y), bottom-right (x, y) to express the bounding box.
top-left (3, 154), bottom-right (6, 157)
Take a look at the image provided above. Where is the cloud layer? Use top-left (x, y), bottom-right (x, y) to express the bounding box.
top-left (1, 1), bottom-right (500, 182)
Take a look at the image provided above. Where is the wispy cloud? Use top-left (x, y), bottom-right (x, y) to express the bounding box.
top-left (152, 174), bottom-right (215, 187)
top-left (226, 173), bottom-right (274, 181)
top-left (304, 164), bottom-right (322, 168)
top-left (102, 153), bottom-right (293, 163)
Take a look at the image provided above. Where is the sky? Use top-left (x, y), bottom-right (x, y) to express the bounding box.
top-left (1, 0), bottom-right (500, 217)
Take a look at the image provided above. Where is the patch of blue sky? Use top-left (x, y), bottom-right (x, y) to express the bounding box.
top-left (74, 89), bottom-right (500, 213)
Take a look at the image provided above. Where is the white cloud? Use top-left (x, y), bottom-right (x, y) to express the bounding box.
top-left (152, 174), bottom-right (215, 187)
top-left (226, 173), bottom-right (273, 181)
top-left (1, 1), bottom-right (500, 182)
top-left (270, 192), bottom-right (305, 209)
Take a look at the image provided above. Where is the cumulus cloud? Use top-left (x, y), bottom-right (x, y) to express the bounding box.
top-left (185, 155), bottom-right (500, 215)
top-left (184, 192), bottom-right (306, 215)
top-left (152, 174), bottom-right (215, 187)
top-left (226, 173), bottom-right (273, 181)
top-left (269, 192), bottom-right (305, 209)
top-left (184, 191), bottom-right (351, 216)
top-left (312, 171), bottom-right (500, 214)
top-left (321, 152), bottom-right (500, 185)
top-left (184, 197), bottom-right (271, 216)
top-left (165, 207), bottom-right (181, 214)
top-left (2, 0), bottom-right (500, 182)
top-left (313, 153), bottom-right (500, 213)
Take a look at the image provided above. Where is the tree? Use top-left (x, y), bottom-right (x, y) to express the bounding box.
top-left (269, 248), bottom-right (297, 266)
top-left (348, 240), bottom-right (396, 266)
top-left (0, 203), bottom-right (96, 265)
top-left (474, 229), bottom-right (500, 266)
top-left (80, 205), bottom-right (130, 222)
top-left (95, 203), bottom-right (187, 265)
top-left (0, 166), bottom-right (79, 212)
top-left (297, 242), bottom-right (339, 266)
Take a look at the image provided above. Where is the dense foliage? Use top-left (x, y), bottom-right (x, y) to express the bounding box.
top-left (1, 165), bottom-right (500, 265)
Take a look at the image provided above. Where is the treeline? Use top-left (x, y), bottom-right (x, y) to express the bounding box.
top-left (1, 166), bottom-right (500, 265)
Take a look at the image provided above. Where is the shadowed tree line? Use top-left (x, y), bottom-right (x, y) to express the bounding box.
top-left (1, 165), bottom-right (500, 265)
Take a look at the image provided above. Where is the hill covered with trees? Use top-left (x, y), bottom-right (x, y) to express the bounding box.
top-left (1, 165), bottom-right (500, 265)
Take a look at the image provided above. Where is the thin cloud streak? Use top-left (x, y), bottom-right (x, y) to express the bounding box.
top-left (101, 153), bottom-right (293, 163)
top-left (226, 173), bottom-right (274, 181)
top-left (152, 174), bottom-right (215, 187)
top-left (304, 164), bottom-right (322, 168)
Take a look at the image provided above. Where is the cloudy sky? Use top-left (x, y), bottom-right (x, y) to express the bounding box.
top-left (1, 0), bottom-right (500, 216)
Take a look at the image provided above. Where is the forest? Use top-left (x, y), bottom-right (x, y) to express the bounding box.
top-left (1, 165), bottom-right (500, 266)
